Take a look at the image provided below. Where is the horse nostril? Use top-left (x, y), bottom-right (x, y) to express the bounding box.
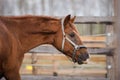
top-left (85, 53), bottom-right (89, 59)
top-left (79, 52), bottom-right (89, 61)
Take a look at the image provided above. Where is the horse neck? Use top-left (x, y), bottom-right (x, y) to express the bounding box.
top-left (1, 16), bottom-right (60, 53)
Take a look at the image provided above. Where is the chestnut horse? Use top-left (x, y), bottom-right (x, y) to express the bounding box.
top-left (0, 15), bottom-right (89, 80)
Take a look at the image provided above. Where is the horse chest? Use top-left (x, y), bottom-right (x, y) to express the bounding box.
top-left (0, 61), bottom-right (3, 76)
top-left (0, 62), bottom-right (4, 79)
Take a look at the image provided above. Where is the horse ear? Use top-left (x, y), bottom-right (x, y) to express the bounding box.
top-left (64, 14), bottom-right (71, 26)
top-left (71, 16), bottom-right (76, 23)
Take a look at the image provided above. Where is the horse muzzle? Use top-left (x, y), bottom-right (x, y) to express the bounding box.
top-left (77, 52), bottom-right (89, 64)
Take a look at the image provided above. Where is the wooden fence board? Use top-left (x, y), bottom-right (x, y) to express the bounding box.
top-left (20, 53), bottom-right (106, 77)
top-left (21, 75), bottom-right (109, 80)
top-left (81, 36), bottom-right (106, 42)
top-left (75, 17), bottom-right (114, 23)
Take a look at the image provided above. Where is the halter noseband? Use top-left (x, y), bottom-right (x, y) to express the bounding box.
top-left (61, 18), bottom-right (87, 62)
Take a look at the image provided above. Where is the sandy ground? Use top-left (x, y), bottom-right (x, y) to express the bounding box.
top-left (1, 75), bottom-right (108, 80)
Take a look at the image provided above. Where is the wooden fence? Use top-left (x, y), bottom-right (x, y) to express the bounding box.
top-left (20, 36), bottom-right (108, 77)
top-left (20, 53), bottom-right (106, 77)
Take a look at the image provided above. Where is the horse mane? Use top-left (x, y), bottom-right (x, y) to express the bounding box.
top-left (0, 15), bottom-right (60, 22)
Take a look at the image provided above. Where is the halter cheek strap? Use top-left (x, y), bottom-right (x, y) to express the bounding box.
top-left (61, 18), bottom-right (87, 62)
top-left (61, 18), bottom-right (66, 51)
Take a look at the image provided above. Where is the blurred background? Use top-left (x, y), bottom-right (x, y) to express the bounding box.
top-left (0, 0), bottom-right (114, 80)
top-left (0, 0), bottom-right (114, 35)
top-left (0, 0), bottom-right (114, 16)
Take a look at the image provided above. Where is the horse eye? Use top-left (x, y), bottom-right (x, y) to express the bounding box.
top-left (69, 33), bottom-right (75, 37)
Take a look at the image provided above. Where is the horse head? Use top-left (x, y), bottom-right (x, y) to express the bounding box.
top-left (53, 15), bottom-right (89, 64)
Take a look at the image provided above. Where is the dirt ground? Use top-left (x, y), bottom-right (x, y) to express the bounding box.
top-left (1, 75), bottom-right (108, 80)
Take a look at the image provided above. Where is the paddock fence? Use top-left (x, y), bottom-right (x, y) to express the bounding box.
top-left (20, 16), bottom-right (114, 80)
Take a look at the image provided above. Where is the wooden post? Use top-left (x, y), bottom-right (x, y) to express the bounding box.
top-left (31, 53), bottom-right (37, 75)
top-left (106, 24), bottom-right (115, 80)
top-left (52, 54), bottom-right (58, 76)
top-left (114, 0), bottom-right (120, 80)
